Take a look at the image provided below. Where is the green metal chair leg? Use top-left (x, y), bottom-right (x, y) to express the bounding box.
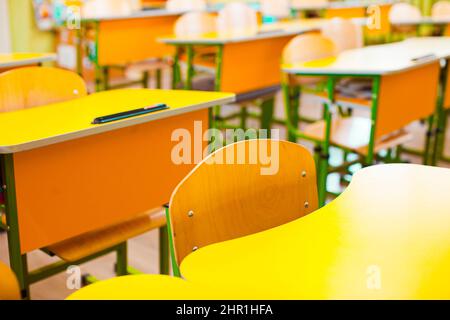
top-left (240, 106), bottom-right (248, 130)
top-left (115, 242), bottom-right (128, 276)
top-left (260, 97), bottom-right (275, 137)
top-left (156, 69), bottom-right (162, 89)
top-left (164, 206), bottom-right (181, 277)
top-left (423, 115), bottom-right (435, 165)
top-left (159, 225), bottom-right (170, 275)
top-left (142, 71), bottom-right (149, 89)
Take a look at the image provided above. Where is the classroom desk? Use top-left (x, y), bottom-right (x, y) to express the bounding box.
top-left (159, 19), bottom-right (325, 95)
top-left (180, 164), bottom-right (450, 300)
top-left (0, 88), bottom-right (234, 296)
top-left (57, 9), bottom-right (184, 90)
top-left (0, 53), bottom-right (56, 71)
top-left (283, 38), bottom-right (446, 204)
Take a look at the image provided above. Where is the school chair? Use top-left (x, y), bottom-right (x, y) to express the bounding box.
top-left (166, 139), bottom-right (318, 275)
top-left (217, 2), bottom-right (259, 37)
top-left (166, 0), bottom-right (206, 11)
top-left (282, 34), bottom-right (418, 204)
top-left (172, 12), bottom-right (218, 91)
top-left (83, 0), bottom-right (170, 91)
top-left (0, 67), bottom-right (169, 298)
top-left (389, 2), bottom-right (422, 40)
top-left (432, 1), bottom-right (450, 36)
top-left (433, 1), bottom-right (450, 18)
top-left (321, 18), bottom-right (371, 111)
top-left (0, 261), bottom-right (20, 300)
top-left (260, 0), bottom-right (291, 23)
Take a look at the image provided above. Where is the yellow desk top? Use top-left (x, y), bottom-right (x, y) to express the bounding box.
top-left (0, 53), bottom-right (56, 69)
top-left (0, 89), bottom-right (235, 154)
top-left (180, 164), bottom-right (450, 300)
top-left (283, 38), bottom-right (450, 76)
top-left (159, 19), bottom-right (325, 45)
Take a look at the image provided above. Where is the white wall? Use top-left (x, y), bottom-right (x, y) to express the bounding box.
top-left (0, 0), bottom-right (11, 53)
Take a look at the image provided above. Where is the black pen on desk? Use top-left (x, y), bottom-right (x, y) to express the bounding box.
top-left (92, 103), bottom-right (169, 124)
top-left (411, 54), bottom-right (437, 62)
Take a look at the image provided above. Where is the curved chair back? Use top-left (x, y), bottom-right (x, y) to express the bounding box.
top-left (169, 139), bottom-right (318, 264)
top-left (283, 33), bottom-right (336, 66)
top-left (0, 261), bottom-right (20, 300)
top-left (0, 67), bottom-right (87, 112)
top-left (174, 12), bottom-right (217, 37)
top-left (282, 33), bottom-right (336, 85)
top-left (260, 0), bottom-right (291, 19)
top-left (291, 0), bottom-right (329, 10)
top-left (389, 2), bottom-right (422, 23)
top-left (432, 1), bottom-right (450, 18)
top-left (166, 0), bottom-right (207, 12)
top-left (217, 2), bottom-right (259, 37)
top-left (321, 18), bottom-right (363, 53)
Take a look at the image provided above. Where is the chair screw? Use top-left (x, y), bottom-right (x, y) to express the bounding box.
top-left (192, 246), bottom-right (199, 252)
top-left (304, 201), bottom-right (309, 209)
top-left (188, 210), bottom-right (194, 218)
top-left (301, 171), bottom-right (307, 178)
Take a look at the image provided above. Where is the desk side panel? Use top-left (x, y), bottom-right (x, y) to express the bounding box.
top-left (14, 110), bottom-right (208, 253)
top-left (376, 63), bottom-right (440, 139)
top-left (98, 16), bottom-right (178, 66)
top-left (220, 36), bottom-right (295, 94)
top-left (445, 63), bottom-right (450, 110)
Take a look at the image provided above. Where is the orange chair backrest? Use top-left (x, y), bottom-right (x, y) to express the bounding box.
top-left (389, 2), bottom-right (422, 23)
top-left (321, 18), bottom-right (363, 53)
top-left (169, 139), bottom-right (318, 264)
top-left (166, 0), bottom-right (207, 12)
top-left (432, 1), bottom-right (450, 18)
top-left (0, 67), bottom-right (87, 112)
top-left (217, 2), bottom-right (259, 37)
top-left (174, 12), bottom-right (217, 37)
top-left (260, 0), bottom-right (291, 18)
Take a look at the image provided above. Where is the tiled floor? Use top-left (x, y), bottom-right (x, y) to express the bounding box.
top-left (1, 85), bottom-right (449, 300)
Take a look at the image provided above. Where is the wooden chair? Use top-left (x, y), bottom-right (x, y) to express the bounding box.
top-left (432, 1), bottom-right (450, 18)
top-left (167, 139), bottom-right (318, 274)
top-left (0, 261), bottom-right (20, 300)
top-left (0, 67), bottom-right (169, 298)
top-left (166, 0), bottom-right (207, 11)
top-left (217, 2), bottom-right (259, 38)
top-left (282, 34), bottom-right (419, 205)
top-left (260, 0), bottom-right (291, 20)
top-left (389, 2), bottom-right (422, 39)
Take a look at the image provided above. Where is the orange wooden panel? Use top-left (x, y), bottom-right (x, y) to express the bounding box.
top-left (445, 63), bottom-right (450, 110)
top-left (365, 4), bottom-right (392, 38)
top-left (97, 15), bottom-right (178, 66)
top-left (13, 110), bottom-right (208, 254)
top-left (325, 7), bottom-right (365, 19)
top-left (376, 63), bottom-right (440, 139)
top-left (221, 35), bottom-right (294, 93)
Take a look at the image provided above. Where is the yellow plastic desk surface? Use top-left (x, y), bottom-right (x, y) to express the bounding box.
top-left (181, 164), bottom-right (450, 300)
top-left (283, 38), bottom-right (450, 76)
top-left (159, 19), bottom-right (325, 45)
top-left (66, 275), bottom-right (257, 300)
top-left (0, 88), bottom-right (235, 153)
top-left (0, 53), bottom-right (56, 69)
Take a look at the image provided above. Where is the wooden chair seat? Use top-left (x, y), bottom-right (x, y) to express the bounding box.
top-left (314, 91), bottom-right (372, 108)
top-left (46, 211), bottom-right (166, 263)
top-left (303, 117), bottom-right (413, 155)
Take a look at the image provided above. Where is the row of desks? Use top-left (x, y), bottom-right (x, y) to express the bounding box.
top-left (69, 164), bottom-right (450, 299)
